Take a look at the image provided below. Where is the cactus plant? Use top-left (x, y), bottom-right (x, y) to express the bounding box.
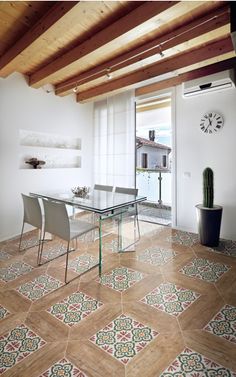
top-left (203, 167), bottom-right (214, 208)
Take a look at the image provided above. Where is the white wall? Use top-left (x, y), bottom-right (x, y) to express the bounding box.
top-left (175, 85), bottom-right (236, 240)
top-left (0, 73), bottom-right (94, 241)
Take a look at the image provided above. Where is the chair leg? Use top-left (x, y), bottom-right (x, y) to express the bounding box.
top-left (37, 231), bottom-right (45, 265)
top-left (37, 229), bottom-right (43, 265)
top-left (136, 215), bottom-right (141, 241)
top-left (65, 241), bottom-right (70, 284)
top-left (19, 222), bottom-right (25, 251)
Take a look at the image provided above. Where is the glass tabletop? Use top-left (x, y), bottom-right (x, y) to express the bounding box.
top-left (30, 190), bottom-right (147, 214)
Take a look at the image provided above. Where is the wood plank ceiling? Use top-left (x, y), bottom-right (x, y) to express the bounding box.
top-left (0, 1), bottom-right (235, 103)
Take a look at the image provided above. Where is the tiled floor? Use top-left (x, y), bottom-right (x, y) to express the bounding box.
top-left (0, 222), bottom-right (236, 376)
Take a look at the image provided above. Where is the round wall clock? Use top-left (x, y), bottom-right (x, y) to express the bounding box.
top-left (200, 112), bottom-right (224, 134)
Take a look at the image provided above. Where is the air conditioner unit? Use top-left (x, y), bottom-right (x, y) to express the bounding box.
top-left (182, 69), bottom-right (235, 97)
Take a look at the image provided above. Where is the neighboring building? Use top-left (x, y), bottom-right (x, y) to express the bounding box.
top-left (136, 132), bottom-right (171, 170)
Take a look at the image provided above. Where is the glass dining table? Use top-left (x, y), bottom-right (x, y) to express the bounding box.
top-left (30, 189), bottom-right (147, 275)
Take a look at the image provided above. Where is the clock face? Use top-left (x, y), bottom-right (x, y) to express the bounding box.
top-left (200, 112), bottom-right (224, 134)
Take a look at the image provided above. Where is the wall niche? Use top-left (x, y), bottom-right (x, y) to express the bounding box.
top-left (19, 129), bottom-right (81, 169)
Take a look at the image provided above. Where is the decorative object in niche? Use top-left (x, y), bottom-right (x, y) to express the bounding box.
top-left (71, 186), bottom-right (90, 198)
top-left (25, 158), bottom-right (46, 169)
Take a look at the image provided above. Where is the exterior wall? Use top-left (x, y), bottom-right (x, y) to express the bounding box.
top-left (175, 85), bottom-right (236, 240)
top-left (0, 73), bottom-right (94, 241)
top-left (137, 145), bottom-right (169, 169)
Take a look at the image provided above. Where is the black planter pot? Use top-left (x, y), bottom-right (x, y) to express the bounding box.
top-left (196, 204), bottom-right (223, 247)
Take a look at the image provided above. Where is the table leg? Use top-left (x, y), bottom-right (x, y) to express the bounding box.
top-left (99, 216), bottom-right (102, 276)
top-left (118, 212), bottom-right (123, 251)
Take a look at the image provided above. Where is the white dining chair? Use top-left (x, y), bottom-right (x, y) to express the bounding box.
top-left (94, 184), bottom-right (113, 192)
top-left (39, 198), bottom-right (98, 284)
top-left (115, 186), bottom-right (140, 241)
top-left (19, 194), bottom-right (43, 259)
top-left (92, 184), bottom-right (114, 223)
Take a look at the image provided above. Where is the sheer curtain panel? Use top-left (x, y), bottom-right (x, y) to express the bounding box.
top-left (93, 91), bottom-right (135, 188)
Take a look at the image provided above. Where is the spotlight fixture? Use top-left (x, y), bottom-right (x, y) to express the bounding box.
top-left (73, 83), bottom-right (78, 93)
top-left (159, 45), bottom-right (164, 58)
top-left (106, 68), bottom-right (112, 80)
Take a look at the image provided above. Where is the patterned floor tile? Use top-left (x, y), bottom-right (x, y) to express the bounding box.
top-left (179, 258), bottom-right (230, 283)
top-left (41, 243), bottom-right (67, 261)
top-left (102, 239), bottom-right (119, 253)
top-left (0, 323), bottom-right (46, 374)
top-left (140, 282), bottom-right (200, 317)
top-left (18, 236), bottom-right (39, 250)
top-left (0, 250), bottom-right (11, 261)
top-left (16, 274), bottom-right (63, 302)
top-left (137, 247), bottom-right (177, 266)
top-left (47, 291), bottom-right (103, 327)
top-left (160, 347), bottom-right (236, 376)
top-left (96, 267), bottom-right (144, 292)
top-left (207, 239), bottom-right (236, 258)
top-left (0, 261), bottom-right (34, 283)
top-left (204, 304), bottom-right (236, 344)
top-left (89, 314), bottom-right (158, 365)
top-left (0, 304), bottom-right (10, 320)
top-left (167, 230), bottom-right (199, 247)
top-left (68, 254), bottom-right (98, 274)
top-left (39, 357), bottom-right (87, 377)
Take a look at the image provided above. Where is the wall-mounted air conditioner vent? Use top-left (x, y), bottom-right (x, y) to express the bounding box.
top-left (182, 70), bottom-right (235, 97)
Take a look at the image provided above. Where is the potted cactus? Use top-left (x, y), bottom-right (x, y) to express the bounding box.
top-left (196, 167), bottom-right (222, 247)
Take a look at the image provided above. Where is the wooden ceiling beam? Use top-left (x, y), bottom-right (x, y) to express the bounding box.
top-left (56, 4), bottom-right (230, 96)
top-left (135, 56), bottom-right (236, 96)
top-left (76, 36), bottom-right (234, 102)
top-left (231, 2), bottom-right (236, 51)
top-left (0, 1), bottom-right (78, 78)
top-left (29, 1), bottom-right (177, 88)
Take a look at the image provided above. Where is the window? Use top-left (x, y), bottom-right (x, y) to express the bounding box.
top-left (141, 153), bottom-right (148, 168)
top-left (162, 155), bottom-right (167, 168)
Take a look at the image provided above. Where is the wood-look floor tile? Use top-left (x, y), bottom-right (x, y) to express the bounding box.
top-left (79, 279), bottom-right (121, 304)
top-left (1, 224), bottom-right (236, 376)
top-left (178, 290), bottom-right (224, 331)
top-left (215, 265), bottom-right (236, 305)
top-left (123, 301), bottom-right (180, 334)
top-left (126, 332), bottom-right (185, 377)
top-left (25, 311), bottom-right (69, 341)
top-left (122, 273), bottom-right (163, 302)
top-left (0, 289), bottom-right (31, 313)
top-left (29, 279), bottom-right (79, 312)
top-left (67, 340), bottom-right (125, 377)
top-left (69, 303), bottom-right (122, 340)
top-left (0, 311), bottom-right (28, 336)
top-left (2, 264), bottom-right (47, 290)
top-left (183, 329), bottom-right (236, 372)
top-left (2, 341), bottom-right (66, 377)
top-left (162, 270), bottom-right (219, 293)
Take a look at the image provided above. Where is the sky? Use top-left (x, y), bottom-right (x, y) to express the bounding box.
top-left (136, 105), bottom-right (172, 147)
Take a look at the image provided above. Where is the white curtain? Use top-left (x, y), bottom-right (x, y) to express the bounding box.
top-left (93, 90), bottom-right (135, 188)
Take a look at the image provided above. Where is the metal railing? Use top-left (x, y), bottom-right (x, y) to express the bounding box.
top-left (136, 168), bottom-right (171, 206)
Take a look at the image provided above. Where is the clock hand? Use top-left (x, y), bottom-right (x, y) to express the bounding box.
top-left (205, 116), bottom-right (212, 132)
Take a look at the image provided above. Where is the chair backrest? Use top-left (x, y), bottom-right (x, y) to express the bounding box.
top-left (94, 184), bottom-right (113, 192)
top-left (115, 187), bottom-right (138, 195)
top-left (42, 199), bottom-right (70, 241)
top-left (22, 194), bottom-right (42, 229)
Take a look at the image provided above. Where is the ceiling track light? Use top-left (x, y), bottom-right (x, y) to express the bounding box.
top-left (73, 83), bottom-right (78, 93)
top-left (159, 45), bottom-right (164, 58)
top-left (106, 68), bottom-right (112, 80)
